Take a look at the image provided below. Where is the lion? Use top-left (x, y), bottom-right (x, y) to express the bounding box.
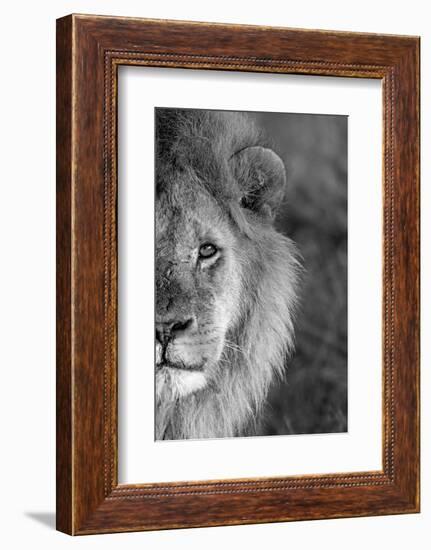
top-left (155, 108), bottom-right (300, 440)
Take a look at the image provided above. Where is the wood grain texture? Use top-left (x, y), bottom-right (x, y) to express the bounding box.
top-left (56, 16), bottom-right (73, 535)
top-left (56, 14), bottom-right (420, 535)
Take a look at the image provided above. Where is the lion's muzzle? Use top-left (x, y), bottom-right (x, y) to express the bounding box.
top-left (155, 314), bottom-right (204, 371)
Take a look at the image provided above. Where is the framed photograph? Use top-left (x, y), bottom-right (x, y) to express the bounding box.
top-left (56, 14), bottom-right (420, 535)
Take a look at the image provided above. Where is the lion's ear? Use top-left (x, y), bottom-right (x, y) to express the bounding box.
top-left (229, 146), bottom-right (286, 219)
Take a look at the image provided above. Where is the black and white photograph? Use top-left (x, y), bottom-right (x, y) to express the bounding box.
top-left (155, 107), bottom-right (347, 441)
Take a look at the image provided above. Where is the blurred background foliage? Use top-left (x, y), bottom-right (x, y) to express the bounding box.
top-left (250, 111), bottom-right (348, 435)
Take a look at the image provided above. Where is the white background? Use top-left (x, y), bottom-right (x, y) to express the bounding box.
top-left (118, 68), bottom-right (382, 483)
top-left (0, 1), bottom-right (428, 549)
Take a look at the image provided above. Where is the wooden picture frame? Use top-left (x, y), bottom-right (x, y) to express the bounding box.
top-left (56, 14), bottom-right (420, 535)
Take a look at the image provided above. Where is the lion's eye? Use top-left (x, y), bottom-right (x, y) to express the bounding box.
top-left (199, 243), bottom-right (218, 259)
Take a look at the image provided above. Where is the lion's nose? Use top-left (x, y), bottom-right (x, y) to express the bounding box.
top-left (155, 317), bottom-right (195, 346)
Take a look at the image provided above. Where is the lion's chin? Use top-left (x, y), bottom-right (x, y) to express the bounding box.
top-left (156, 365), bottom-right (208, 401)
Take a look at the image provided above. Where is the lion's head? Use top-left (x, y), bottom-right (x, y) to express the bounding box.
top-left (155, 109), bottom-right (300, 440)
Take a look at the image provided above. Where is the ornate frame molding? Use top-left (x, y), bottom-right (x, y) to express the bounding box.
top-left (57, 15), bottom-right (419, 534)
